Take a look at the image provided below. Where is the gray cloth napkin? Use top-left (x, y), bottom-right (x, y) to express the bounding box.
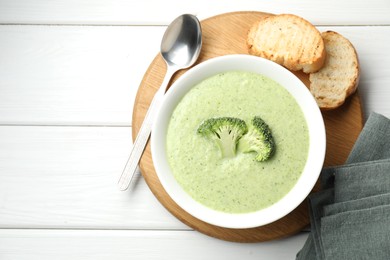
top-left (296, 112), bottom-right (390, 260)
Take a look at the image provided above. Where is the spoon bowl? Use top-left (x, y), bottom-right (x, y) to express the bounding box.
top-left (161, 14), bottom-right (202, 68)
top-left (118, 14), bottom-right (202, 191)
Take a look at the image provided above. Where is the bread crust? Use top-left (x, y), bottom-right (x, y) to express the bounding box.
top-left (309, 31), bottom-right (360, 110)
top-left (247, 14), bottom-right (326, 73)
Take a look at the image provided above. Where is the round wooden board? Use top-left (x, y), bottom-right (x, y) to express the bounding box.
top-left (132, 11), bottom-right (364, 242)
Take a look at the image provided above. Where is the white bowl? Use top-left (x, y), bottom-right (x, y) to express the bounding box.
top-left (151, 54), bottom-right (326, 229)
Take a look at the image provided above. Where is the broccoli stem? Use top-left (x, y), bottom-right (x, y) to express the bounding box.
top-left (214, 129), bottom-right (237, 157)
top-left (197, 117), bottom-right (248, 159)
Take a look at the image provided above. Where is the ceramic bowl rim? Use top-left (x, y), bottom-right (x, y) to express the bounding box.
top-left (151, 54), bottom-right (326, 229)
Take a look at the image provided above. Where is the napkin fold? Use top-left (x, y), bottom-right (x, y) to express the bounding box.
top-left (296, 112), bottom-right (390, 260)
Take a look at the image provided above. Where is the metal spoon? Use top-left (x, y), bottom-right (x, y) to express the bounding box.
top-left (118, 14), bottom-right (202, 191)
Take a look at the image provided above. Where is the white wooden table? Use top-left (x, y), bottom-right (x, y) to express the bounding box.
top-left (0, 1), bottom-right (389, 259)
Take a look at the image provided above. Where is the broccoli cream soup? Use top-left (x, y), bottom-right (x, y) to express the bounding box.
top-left (166, 71), bottom-right (309, 213)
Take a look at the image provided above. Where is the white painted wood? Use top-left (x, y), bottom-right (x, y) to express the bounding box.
top-left (0, 25), bottom-right (389, 125)
top-left (0, 1), bottom-right (390, 258)
top-left (0, 126), bottom-right (187, 229)
top-left (0, 0), bottom-right (389, 25)
top-left (0, 25), bottom-right (165, 126)
top-left (0, 229), bottom-right (308, 260)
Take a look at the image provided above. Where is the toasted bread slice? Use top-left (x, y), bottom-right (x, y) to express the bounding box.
top-left (309, 31), bottom-right (360, 110)
top-left (247, 14), bottom-right (326, 73)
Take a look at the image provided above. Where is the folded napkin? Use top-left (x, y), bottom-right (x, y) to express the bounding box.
top-left (296, 112), bottom-right (390, 260)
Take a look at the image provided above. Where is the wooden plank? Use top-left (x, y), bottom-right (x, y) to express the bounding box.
top-left (0, 25), bottom-right (390, 125)
top-left (0, 126), bottom-right (187, 229)
top-left (0, 229), bottom-right (308, 260)
top-left (0, 25), bottom-right (165, 126)
top-left (0, 0), bottom-right (389, 25)
top-left (132, 11), bottom-right (364, 242)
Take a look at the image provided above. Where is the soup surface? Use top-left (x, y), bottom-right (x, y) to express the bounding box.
top-left (166, 71), bottom-right (309, 213)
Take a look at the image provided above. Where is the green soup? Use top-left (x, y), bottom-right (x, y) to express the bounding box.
top-left (166, 71), bottom-right (309, 213)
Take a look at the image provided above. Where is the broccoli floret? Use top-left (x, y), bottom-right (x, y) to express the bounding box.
top-left (239, 116), bottom-right (275, 162)
top-left (197, 117), bottom-right (248, 158)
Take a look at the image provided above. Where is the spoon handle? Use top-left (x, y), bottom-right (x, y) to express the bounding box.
top-left (118, 67), bottom-right (175, 191)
